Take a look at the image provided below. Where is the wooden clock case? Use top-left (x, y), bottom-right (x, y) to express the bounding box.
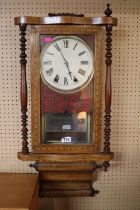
top-left (14, 4), bottom-right (117, 197)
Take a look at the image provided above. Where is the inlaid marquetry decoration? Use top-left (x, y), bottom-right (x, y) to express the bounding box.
top-left (14, 4), bottom-right (117, 197)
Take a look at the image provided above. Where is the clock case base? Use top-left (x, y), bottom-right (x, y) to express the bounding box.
top-left (18, 152), bottom-right (113, 197)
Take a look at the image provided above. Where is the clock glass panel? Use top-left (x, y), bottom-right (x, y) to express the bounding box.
top-left (40, 34), bottom-right (95, 144)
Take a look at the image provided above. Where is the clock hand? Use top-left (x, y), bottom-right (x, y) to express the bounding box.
top-left (54, 44), bottom-right (66, 63)
top-left (65, 61), bottom-right (73, 80)
top-left (57, 48), bottom-right (73, 80)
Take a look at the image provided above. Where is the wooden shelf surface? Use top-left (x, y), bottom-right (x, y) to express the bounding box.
top-left (18, 152), bottom-right (114, 162)
top-left (0, 173), bottom-right (39, 210)
top-left (14, 16), bottom-right (117, 26)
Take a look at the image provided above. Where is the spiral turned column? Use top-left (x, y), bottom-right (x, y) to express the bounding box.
top-left (103, 4), bottom-right (113, 171)
top-left (19, 24), bottom-right (29, 154)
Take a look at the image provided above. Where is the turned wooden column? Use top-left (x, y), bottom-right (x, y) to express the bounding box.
top-left (104, 4), bottom-right (113, 155)
top-left (104, 24), bottom-right (112, 154)
top-left (19, 24), bottom-right (29, 154)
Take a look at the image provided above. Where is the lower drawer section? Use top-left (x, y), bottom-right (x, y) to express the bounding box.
top-left (39, 171), bottom-right (97, 197)
top-left (40, 189), bottom-right (95, 197)
top-left (36, 162), bottom-right (97, 197)
top-left (40, 171), bottom-right (94, 181)
top-left (40, 181), bottom-right (91, 190)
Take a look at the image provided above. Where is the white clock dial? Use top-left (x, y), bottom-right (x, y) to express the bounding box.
top-left (40, 36), bottom-right (94, 93)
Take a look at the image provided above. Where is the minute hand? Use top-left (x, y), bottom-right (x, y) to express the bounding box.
top-left (65, 61), bottom-right (73, 80)
top-left (59, 51), bottom-right (73, 80)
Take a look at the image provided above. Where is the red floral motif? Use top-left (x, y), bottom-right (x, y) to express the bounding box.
top-left (41, 82), bottom-right (92, 113)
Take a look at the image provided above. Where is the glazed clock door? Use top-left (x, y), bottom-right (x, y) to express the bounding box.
top-left (40, 35), bottom-right (94, 145)
top-left (31, 25), bottom-right (102, 153)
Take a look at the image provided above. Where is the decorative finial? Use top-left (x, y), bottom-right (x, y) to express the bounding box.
top-left (105, 3), bottom-right (112, 17)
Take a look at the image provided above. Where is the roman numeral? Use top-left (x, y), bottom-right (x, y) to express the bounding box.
top-left (44, 61), bottom-right (52, 65)
top-left (63, 40), bottom-right (69, 48)
top-left (54, 43), bottom-right (61, 51)
top-left (64, 77), bottom-right (68, 85)
top-left (46, 52), bottom-right (54, 55)
top-left (81, 61), bottom-right (88, 65)
top-left (74, 76), bottom-right (78, 82)
top-left (73, 42), bottom-right (78, 50)
top-left (78, 51), bottom-right (86, 56)
top-left (54, 74), bottom-right (59, 83)
top-left (78, 68), bottom-right (86, 76)
top-left (46, 68), bottom-right (53, 76)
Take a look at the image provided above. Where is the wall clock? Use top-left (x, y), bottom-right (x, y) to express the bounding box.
top-left (14, 4), bottom-right (117, 197)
